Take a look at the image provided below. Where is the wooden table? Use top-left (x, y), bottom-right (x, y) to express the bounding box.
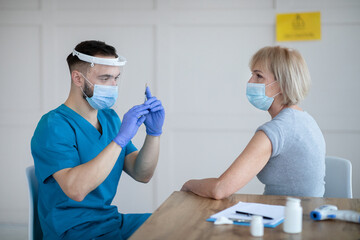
top-left (129, 191), bottom-right (360, 240)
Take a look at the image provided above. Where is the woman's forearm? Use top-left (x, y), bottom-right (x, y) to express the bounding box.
top-left (182, 178), bottom-right (231, 200)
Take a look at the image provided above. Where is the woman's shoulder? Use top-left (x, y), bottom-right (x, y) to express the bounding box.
top-left (257, 108), bottom-right (301, 136)
top-left (273, 107), bottom-right (311, 123)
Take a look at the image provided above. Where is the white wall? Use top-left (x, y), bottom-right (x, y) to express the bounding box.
top-left (0, 0), bottom-right (359, 237)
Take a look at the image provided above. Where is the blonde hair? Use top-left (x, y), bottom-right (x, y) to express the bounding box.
top-left (249, 46), bottom-right (311, 106)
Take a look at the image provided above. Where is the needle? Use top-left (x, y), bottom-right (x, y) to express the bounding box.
top-left (144, 83), bottom-right (148, 103)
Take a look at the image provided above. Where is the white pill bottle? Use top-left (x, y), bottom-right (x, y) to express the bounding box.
top-left (283, 197), bottom-right (302, 234)
top-left (250, 215), bottom-right (264, 237)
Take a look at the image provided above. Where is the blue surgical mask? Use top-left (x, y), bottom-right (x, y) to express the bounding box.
top-left (246, 82), bottom-right (279, 111)
top-left (80, 74), bottom-right (118, 110)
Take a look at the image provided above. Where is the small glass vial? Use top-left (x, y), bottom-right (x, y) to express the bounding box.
top-left (283, 197), bottom-right (302, 234)
top-left (250, 215), bottom-right (264, 237)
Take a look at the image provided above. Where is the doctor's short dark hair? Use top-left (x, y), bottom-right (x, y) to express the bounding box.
top-left (66, 40), bottom-right (119, 73)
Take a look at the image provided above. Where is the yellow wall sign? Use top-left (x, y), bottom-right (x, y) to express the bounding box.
top-left (276, 12), bottom-right (321, 42)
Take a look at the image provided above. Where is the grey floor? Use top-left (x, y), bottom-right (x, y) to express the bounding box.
top-left (0, 224), bottom-right (27, 240)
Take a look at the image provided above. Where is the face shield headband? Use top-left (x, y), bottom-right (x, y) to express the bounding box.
top-left (72, 49), bottom-right (127, 67)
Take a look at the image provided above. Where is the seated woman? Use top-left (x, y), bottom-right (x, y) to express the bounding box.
top-left (181, 46), bottom-right (325, 199)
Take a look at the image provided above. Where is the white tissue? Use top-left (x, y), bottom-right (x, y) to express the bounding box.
top-left (214, 216), bottom-right (233, 225)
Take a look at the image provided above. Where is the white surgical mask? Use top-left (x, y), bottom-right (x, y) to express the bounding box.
top-left (80, 73), bottom-right (118, 110)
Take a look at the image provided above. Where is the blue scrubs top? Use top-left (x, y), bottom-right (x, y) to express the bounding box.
top-left (31, 104), bottom-right (137, 239)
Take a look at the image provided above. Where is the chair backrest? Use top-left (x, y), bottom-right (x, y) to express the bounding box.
top-left (324, 156), bottom-right (353, 198)
top-left (26, 166), bottom-right (43, 240)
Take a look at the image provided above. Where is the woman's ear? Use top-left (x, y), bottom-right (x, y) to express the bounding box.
top-left (72, 70), bottom-right (83, 87)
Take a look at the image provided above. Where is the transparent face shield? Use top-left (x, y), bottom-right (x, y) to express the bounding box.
top-left (72, 49), bottom-right (127, 67)
top-left (73, 49), bottom-right (126, 85)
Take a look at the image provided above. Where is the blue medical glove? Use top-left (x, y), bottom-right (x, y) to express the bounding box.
top-left (113, 104), bottom-right (149, 148)
top-left (144, 87), bottom-right (165, 136)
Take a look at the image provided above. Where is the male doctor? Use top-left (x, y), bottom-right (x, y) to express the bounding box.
top-left (31, 40), bottom-right (165, 240)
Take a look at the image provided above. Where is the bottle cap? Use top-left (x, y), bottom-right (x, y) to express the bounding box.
top-left (286, 197), bottom-right (301, 207)
top-left (287, 197), bottom-right (301, 203)
top-left (251, 215), bottom-right (263, 223)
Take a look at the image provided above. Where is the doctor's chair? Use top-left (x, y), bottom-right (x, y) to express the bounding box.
top-left (26, 166), bottom-right (43, 240)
